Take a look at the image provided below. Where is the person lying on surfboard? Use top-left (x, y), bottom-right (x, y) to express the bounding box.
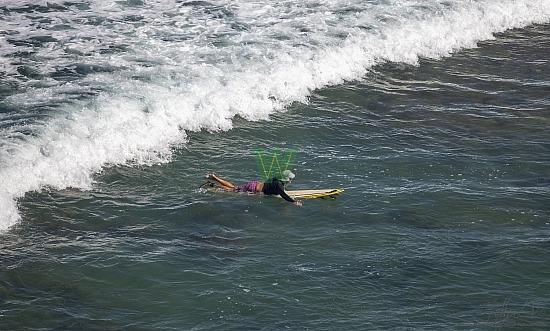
top-left (202, 170), bottom-right (303, 206)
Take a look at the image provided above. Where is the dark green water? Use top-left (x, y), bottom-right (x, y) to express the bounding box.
top-left (2, 24), bottom-right (550, 330)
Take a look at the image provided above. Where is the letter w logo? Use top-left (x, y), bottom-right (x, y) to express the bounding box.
top-left (252, 148), bottom-right (298, 181)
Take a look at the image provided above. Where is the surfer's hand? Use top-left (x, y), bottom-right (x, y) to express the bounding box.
top-left (294, 201), bottom-right (302, 206)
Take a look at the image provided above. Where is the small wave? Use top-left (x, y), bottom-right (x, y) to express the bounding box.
top-left (1, 0), bottom-right (549, 230)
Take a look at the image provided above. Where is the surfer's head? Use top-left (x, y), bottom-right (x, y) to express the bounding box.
top-left (280, 170), bottom-right (295, 183)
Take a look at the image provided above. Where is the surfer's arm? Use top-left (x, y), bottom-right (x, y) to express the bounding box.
top-left (279, 190), bottom-right (295, 202)
top-left (277, 183), bottom-right (301, 205)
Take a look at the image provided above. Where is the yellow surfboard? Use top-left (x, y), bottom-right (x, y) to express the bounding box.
top-left (281, 189), bottom-right (345, 199)
top-left (199, 182), bottom-right (344, 200)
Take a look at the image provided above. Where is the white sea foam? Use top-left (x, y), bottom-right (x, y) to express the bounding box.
top-left (1, 0), bottom-right (549, 230)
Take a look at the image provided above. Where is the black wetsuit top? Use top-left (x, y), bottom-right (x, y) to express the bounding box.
top-left (262, 178), bottom-right (294, 202)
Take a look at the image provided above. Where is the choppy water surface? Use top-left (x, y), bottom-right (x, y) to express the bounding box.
top-left (1, 1), bottom-right (549, 329)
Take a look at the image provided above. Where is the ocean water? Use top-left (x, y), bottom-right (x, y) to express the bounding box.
top-left (1, 0), bottom-right (550, 330)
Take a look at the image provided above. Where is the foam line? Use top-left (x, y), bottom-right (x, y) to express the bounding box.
top-left (1, 0), bottom-right (549, 230)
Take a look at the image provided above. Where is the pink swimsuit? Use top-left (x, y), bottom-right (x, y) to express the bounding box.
top-left (235, 181), bottom-right (260, 193)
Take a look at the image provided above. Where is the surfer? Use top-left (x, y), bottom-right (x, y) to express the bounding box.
top-left (202, 170), bottom-right (303, 206)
